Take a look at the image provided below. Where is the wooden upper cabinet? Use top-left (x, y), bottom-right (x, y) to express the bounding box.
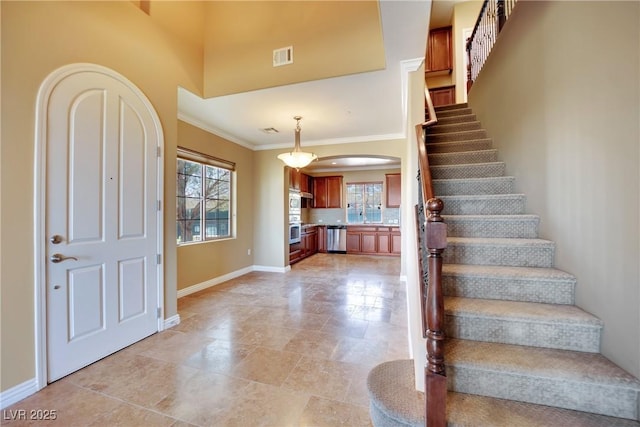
top-left (312, 176), bottom-right (343, 208)
top-left (289, 167), bottom-right (301, 190)
top-left (326, 176), bottom-right (343, 208)
top-left (426, 26), bottom-right (452, 73)
top-left (300, 172), bottom-right (310, 194)
top-left (386, 173), bottom-right (401, 208)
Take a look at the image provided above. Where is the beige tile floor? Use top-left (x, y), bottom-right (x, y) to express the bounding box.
top-left (3, 254), bottom-right (409, 426)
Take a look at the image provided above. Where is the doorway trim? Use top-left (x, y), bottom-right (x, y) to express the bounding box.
top-left (33, 63), bottom-right (165, 390)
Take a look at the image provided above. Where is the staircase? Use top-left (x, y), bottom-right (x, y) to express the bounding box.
top-left (367, 103), bottom-right (640, 426)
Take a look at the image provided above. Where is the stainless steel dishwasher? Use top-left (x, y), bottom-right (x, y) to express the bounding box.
top-left (327, 225), bottom-right (347, 254)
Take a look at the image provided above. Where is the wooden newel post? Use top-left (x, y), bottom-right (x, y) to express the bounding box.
top-left (425, 198), bottom-right (447, 426)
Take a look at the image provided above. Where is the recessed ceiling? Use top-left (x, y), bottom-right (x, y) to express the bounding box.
top-left (303, 155), bottom-right (401, 173)
top-left (178, 0), bottom-right (431, 164)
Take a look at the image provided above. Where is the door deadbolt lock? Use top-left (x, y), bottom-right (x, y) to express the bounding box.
top-left (50, 235), bottom-right (64, 244)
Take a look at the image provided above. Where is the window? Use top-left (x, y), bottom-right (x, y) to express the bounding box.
top-left (176, 148), bottom-right (235, 245)
top-left (346, 182), bottom-right (383, 224)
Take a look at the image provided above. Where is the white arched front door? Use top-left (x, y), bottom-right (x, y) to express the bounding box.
top-left (36, 64), bottom-right (164, 382)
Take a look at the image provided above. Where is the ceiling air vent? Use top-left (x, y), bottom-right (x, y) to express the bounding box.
top-left (273, 46), bottom-right (293, 67)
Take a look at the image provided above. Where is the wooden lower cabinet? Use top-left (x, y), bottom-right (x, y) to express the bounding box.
top-left (346, 226), bottom-right (400, 256)
top-left (290, 226), bottom-right (318, 264)
top-left (346, 232), bottom-right (361, 253)
top-left (317, 226), bottom-right (327, 253)
top-left (391, 231), bottom-right (401, 255)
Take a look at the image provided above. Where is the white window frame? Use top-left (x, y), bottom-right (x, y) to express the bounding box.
top-left (176, 147), bottom-right (235, 245)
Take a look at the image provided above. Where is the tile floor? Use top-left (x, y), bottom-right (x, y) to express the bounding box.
top-left (3, 254), bottom-right (410, 426)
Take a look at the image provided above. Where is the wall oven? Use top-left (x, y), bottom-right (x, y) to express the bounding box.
top-left (289, 222), bottom-right (301, 244)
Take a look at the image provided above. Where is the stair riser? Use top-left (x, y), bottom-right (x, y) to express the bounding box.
top-left (435, 114), bottom-right (477, 125)
top-left (434, 177), bottom-right (515, 195)
top-left (443, 275), bottom-right (575, 304)
top-left (444, 315), bottom-right (601, 352)
top-left (435, 103), bottom-right (468, 111)
top-left (446, 366), bottom-right (638, 420)
top-left (431, 163), bottom-right (506, 179)
top-left (427, 130), bottom-right (488, 143)
top-left (443, 243), bottom-right (555, 267)
top-left (440, 197), bottom-right (526, 215)
top-left (445, 218), bottom-right (539, 238)
top-left (435, 107), bottom-right (473, 118)
top-left (428, 150), bottom-right (498, 166)
top-left (429, 122), bottom-right (482, 134)
top-left (426, 139), bottom-right (493, 154)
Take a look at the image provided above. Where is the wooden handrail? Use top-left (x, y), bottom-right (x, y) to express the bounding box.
top-left (416, 81), bottom-right (447, 427)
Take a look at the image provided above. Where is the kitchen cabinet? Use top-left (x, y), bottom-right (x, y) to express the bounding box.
top-left (429, 86), bottom-right (456, 107)
top-left (391, 230), bottom-right (402, 254)
top-left (289, 168), bottom-right (311, 192)
top-left (312, 176), bottom-right (343, 208)
top-left (426, 26), bottom-right (452, 74)
top-left (346, 226), bottom-right (400, 256)
top-left (290, 226), bottom-right (318, 264)
top-left (385, 173), bottom-right (401, 208)
top-left (317, 226), bottom-right (327, 253)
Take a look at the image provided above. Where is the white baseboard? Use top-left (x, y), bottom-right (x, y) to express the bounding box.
top-left (253, 265), bottom-right (290, 273)
top-left (163, 314), bottom-right (180, 330)
top-left (177, 264), bottom-right (289, 299)
top-left (0, 378), bottom-right (39, 410)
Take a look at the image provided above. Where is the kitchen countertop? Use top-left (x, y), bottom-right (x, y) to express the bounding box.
top-left (301, 223), bottom-right (399, 229)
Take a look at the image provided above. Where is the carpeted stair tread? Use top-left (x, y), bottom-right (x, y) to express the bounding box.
top-left (446, 339), bottom-right (640, 419)
top-left (444, 296), bottom-right (601, 352)
top-left (427, 129), bottom-right (488, 143)
top-left (428, 149), bottom-right (498, 165)
top-left (434, 176), bottom-right (515, 195)
top-left (367, 359), bottom-right (424, 427)
top-left (443, 263), bottom-right (575, 282)
top-left (434, 107), bottom-right (473, 118)
top-left (442, 264), bottom-right (575, 304)
top-left (428, 121), bottom-right (483, 134)
top-left (435, 114), bottom-right (477, 125)
top-left (447, 392), bottom-right (640, 427)
top-left (435, 102), bottom-right (468, 111)
top-left (430, 162), bottom-right (506, 179)
top-left (424, 138), bottom-right (494, 154)
top-left (445, 296), bottom-right (602, 327)
top-left (439, 194), bottom-right (526, 215)
top-left (442, 214), bottom-right (539, 238)
top-left (444, 237), bottom-right (555, 268)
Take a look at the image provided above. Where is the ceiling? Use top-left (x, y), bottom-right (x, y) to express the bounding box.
top-left (177, 0), bottom-right (433, 170)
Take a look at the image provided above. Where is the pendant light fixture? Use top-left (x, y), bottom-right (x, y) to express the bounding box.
top-left (277, 116), bottom-right (317, 170)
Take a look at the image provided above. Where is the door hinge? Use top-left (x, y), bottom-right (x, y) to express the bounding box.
top-left (157, 200), bottom-right (161, 211)
top-left (157, 307), bottom-right (162, 319)
top-left (157, 146), bottom-right (161, 157)
top-left (157, 254), bottom-right (161, 264)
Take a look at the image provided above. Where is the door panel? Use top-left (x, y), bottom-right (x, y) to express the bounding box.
top-left (46, 70), bottom-right (160, 382)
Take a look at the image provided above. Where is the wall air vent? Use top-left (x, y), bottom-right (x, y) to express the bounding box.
top-left (273, 46), bottom-right (293, 67)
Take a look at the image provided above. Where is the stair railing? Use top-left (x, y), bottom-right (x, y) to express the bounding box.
top-left (466, 0), bottom-right (518, 91)
top-left (416, 80), bottom-right (447, 426)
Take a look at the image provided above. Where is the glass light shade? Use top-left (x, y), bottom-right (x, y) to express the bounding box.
top-left (277, 151), bottom-right (317, 169)
top-left (277, 116), bottom-right (317, 169)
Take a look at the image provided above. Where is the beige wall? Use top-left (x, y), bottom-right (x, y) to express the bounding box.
top-left (203, 1), bottom-right (385, 98)
top-left (1, 1), bottom-right (202, 392)
top-left (176, 121), bottom-right (255, 290)
top-left (468, 1), bottom-right (640, 377)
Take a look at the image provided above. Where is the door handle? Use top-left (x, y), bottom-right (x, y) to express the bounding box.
top-left (50, 253), bottom-right (78, 263)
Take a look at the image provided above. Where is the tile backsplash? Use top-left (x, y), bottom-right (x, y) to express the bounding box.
top-left (306, 208), bottom-right (400, 225)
